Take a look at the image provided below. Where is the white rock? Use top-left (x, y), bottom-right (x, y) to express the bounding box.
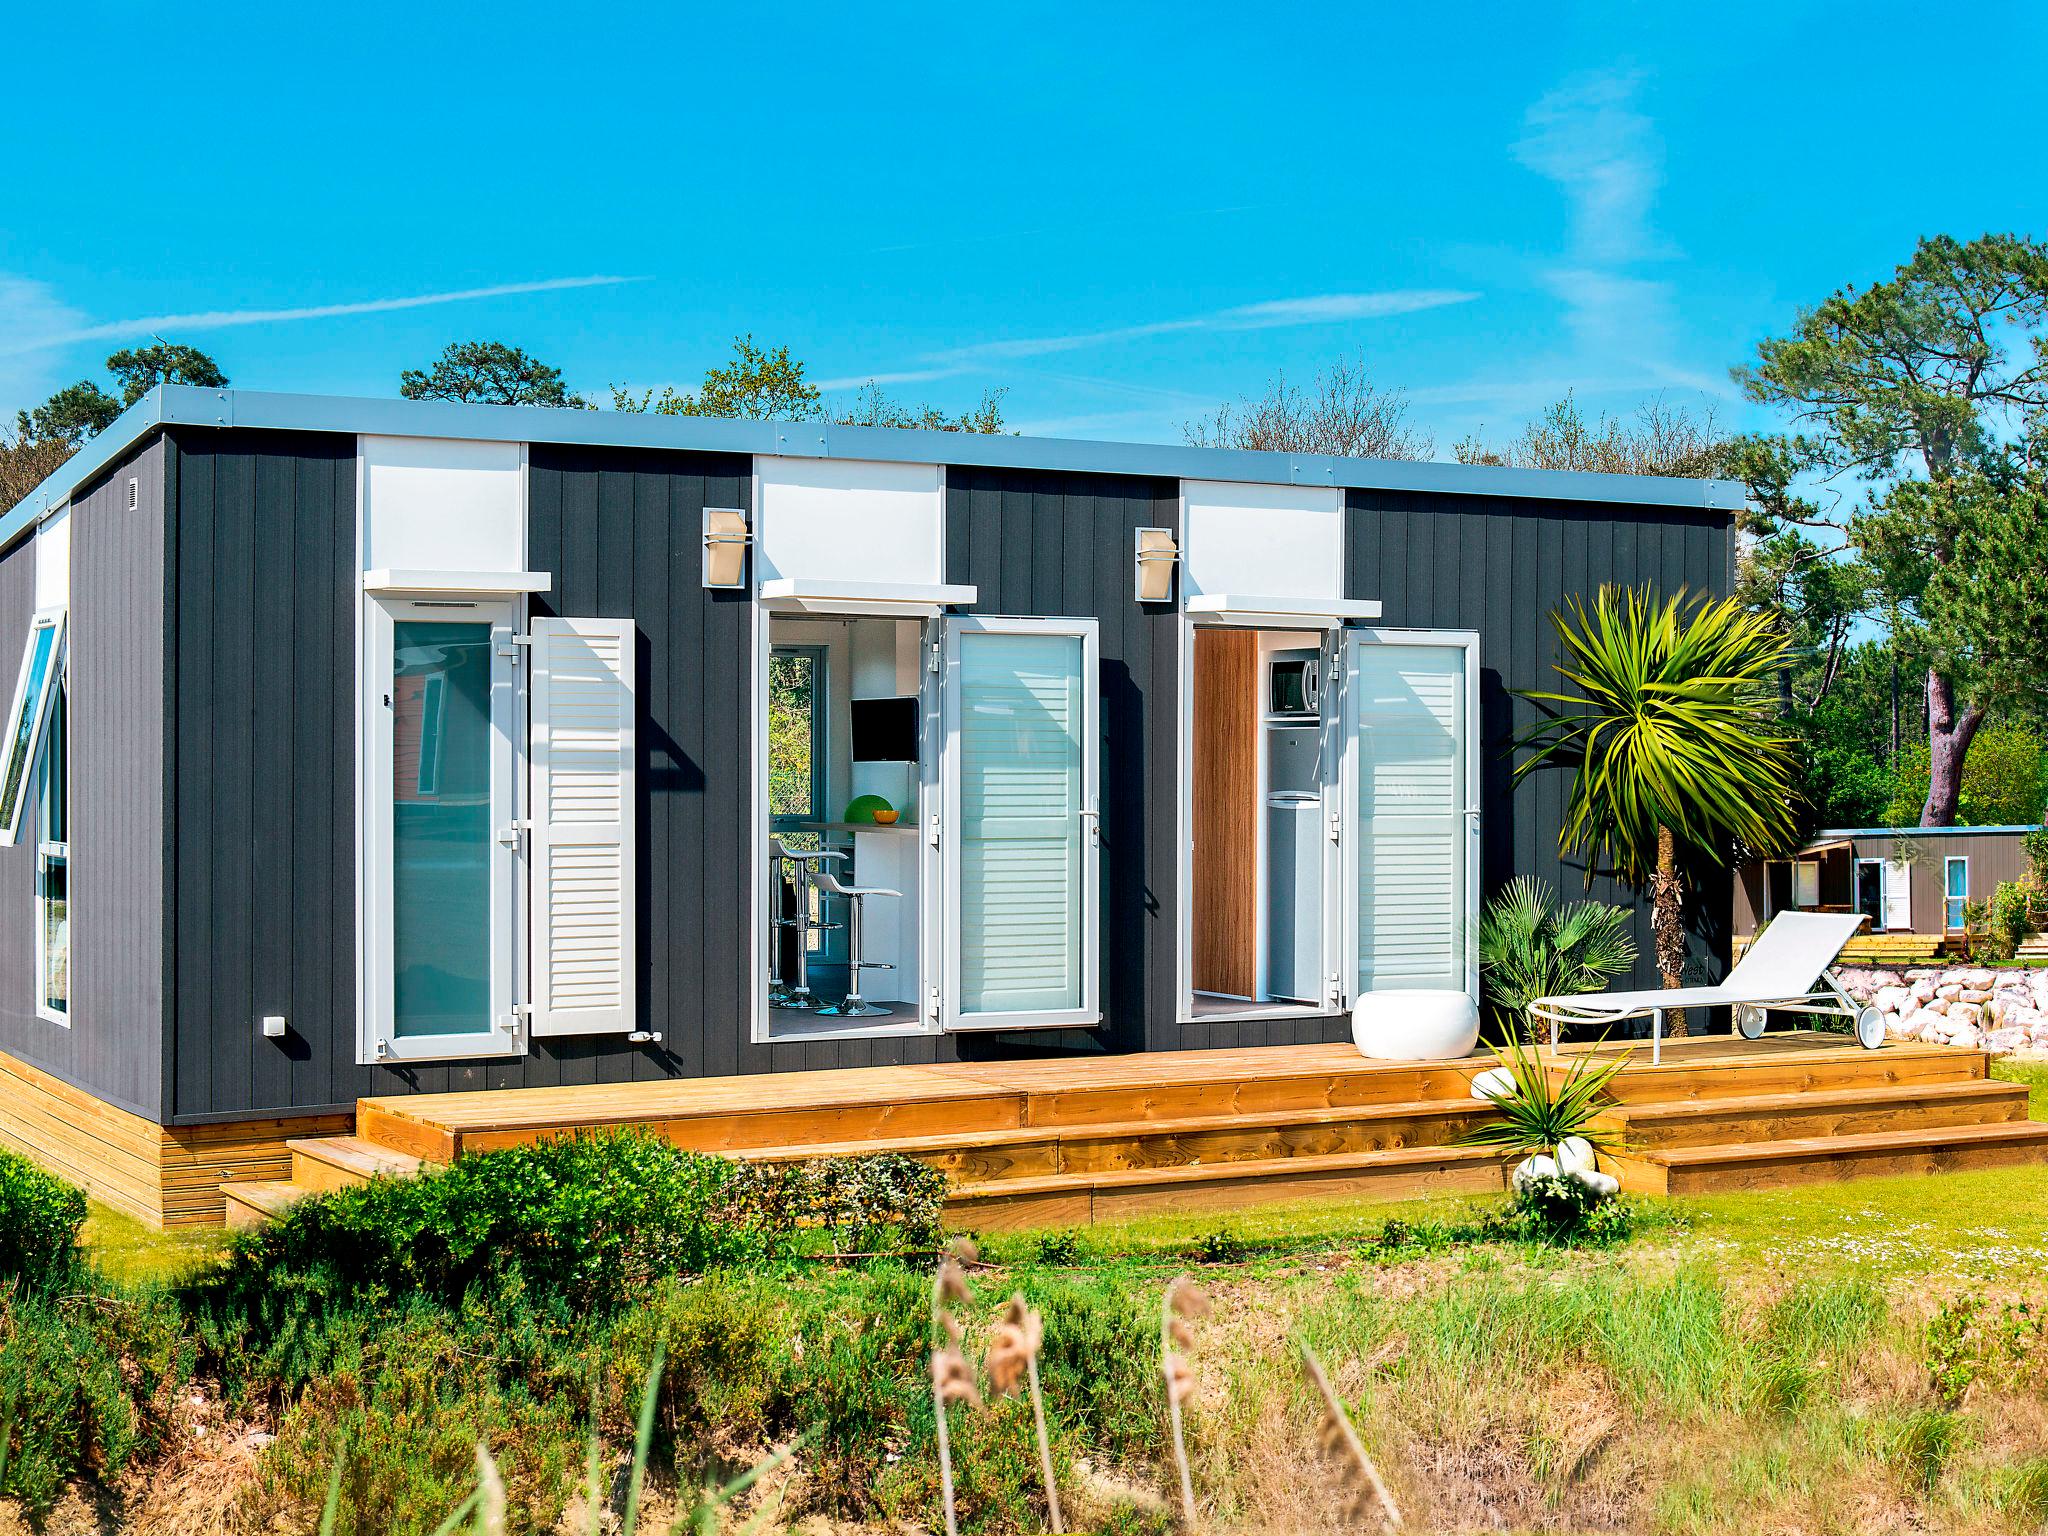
top-left (1471, 1067), bottom-right (1516, 1102)
top-left (1556, 1136), bottom-right (1597, 1175)
top-left (1905, 967), bottom-right (1940, 980)
top-left (1888, 1014), bottom-right (1925, 1040)
top-left (1570, 1168), bottom-right (1621, 1198)
top-left (1910, 980), bottom-right (1938, 1003)
top-left (1966, 968), bottom-right (1997, 989)
top-left (1949, 1024), bottom-right (1983, 1050)
top-left (1937, 983), bottom-right (1963, 1002)
top-left (1985, 1028), bottom-right (2028, 1054)
top-left (1874, 986), bottom-right (1912, 1014)
top-left (1950, 1001), bottom-right (1984, 1026)
top-left (1923, 997), bottom-right (1951, 1016)
top-left (1513, 1154), bottom-right (1559, 1192)
top-left (1960, 988), bottom-right (1992, 1005)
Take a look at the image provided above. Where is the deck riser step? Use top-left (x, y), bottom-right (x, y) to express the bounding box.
top-left (1647, 1137), bottom-right (2048, 1195)
top-left (1600, 1099), bottom-right (2027, 1149)
top-left (950, 1160), bottom-right (1506, 1230)
top-left (1593, 1057), bottom-right (1985, 1105)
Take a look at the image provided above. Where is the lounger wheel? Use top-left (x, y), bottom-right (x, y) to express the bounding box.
top-left (1735, 1004), bottom-right (1767, 1040)
top-left (1855, 1005), bottom-right (1885, 1050)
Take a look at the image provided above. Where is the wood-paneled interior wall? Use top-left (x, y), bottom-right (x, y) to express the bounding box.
top-left (1192, 628), bottom-right (1257, 997)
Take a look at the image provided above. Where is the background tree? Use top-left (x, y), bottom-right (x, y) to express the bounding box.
top-left (1884, 721), bottom-right (2047, 828)
top-left (1454, 391), bottom-right (1724, 475)
top-left (1185, 353), bottom-right (1432, 459)
top-left (1514, 587), bottom-right (1798, 1035)
top-left (614, 337), bottom-right (821, 420)
top-left (15, 381), bottom-right (122, 447)
top-left (1738, 233), bottom-right (2048, 825)
top-left (401, 341), bottom-right (587, 407)
top-left (614, 337), bottom-right (1009, 432)
top-left (105, 341), bottom-right (227, 403)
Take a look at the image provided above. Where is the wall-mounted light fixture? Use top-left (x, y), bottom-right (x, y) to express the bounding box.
top-left (702, 507), bottom-right (751, 589)
top-left (1133, 527), bottom-right (1179, 604)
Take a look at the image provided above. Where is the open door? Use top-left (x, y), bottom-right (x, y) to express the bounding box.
top-left (1342, 629), bottom-right (1480, 1006)
top-left (939, 615), bottom-right (1100, 1030)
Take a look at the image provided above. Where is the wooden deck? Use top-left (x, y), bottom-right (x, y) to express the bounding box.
top-left (221, 1033), bottom-right (2048, 1228)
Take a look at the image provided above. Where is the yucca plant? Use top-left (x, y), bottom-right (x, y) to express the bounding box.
top-left (1456, 1036), bottom-right (1626, 1166)
top-left (1476, 876), bottom-right (1637, 1042)
top-left (1514, 585), bottom-right (1797, 1035)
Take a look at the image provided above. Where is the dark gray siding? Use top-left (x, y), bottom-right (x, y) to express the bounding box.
top-left (0, 435), bottom-right (167, 1119)
top-left (1349, 487), bottom-right (1736, 1004)
top-left (944, 467), bottom-right (1183, 1056)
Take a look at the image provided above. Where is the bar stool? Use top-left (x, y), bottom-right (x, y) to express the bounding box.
top-left (808, 868), bottom-right (902, 1018)
top-left (770, 838), bottom-right (845, 1011)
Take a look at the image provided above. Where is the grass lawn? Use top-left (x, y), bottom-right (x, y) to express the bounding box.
top-left (81, 1199), bottom-right (229, 1287)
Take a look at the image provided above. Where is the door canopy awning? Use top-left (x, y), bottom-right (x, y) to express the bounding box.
top-left (1184, 593), bottom-right (1383, 628)
top-left (758, 577), bottom-right (978, 617)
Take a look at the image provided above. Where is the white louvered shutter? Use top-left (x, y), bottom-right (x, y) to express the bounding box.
top-left (529, 617), bottom-right (637, 1035)
top-left (1349, 639), bottom-right (1471, 994)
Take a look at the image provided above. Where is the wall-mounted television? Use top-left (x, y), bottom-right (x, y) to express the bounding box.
top-left (851, 696), bottom-right (918, 762)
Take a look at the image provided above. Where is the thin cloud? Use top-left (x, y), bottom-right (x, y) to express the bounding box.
top-left (3, 275), bottom-right (645, 356)
top-left (1514, 70), bottom-right (1665, 266)
top-left (816, 289), bottom-right (1478, 395)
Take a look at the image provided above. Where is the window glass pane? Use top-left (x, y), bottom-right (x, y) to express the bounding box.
top-left (40, 855), bottom-right (66, 1017)
top-left (1354, 643), bottom-right (1466, 993)
top-left (41, 682), bottom-right (65, 845)
top-left (957, 630), bottom-right (1083, 1015)
top-left (768, 651), bottom-right (820, 822)
top-left (0, 621), bottom-right (58, 834)
top-left (392, 621), bottom-right (493, 1037)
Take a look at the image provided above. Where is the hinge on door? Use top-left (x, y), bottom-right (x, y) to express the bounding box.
top-left (497, 1012), bottom-right (522, 1034)
top-left (927, 813), bottom-right (941, 849)
top-left (927, 982), bottom-right (941, 1022)
top-left (928, 639), bottom-right (942, 675)
top-left (1325, 974), bottom-right (1343, 1009)
top-left (1327, 808), bottom-right (1342, 843)
top-left (496, 820), bottom-right (533, 847)
top-left (497, 635), bottom-right (534, 661)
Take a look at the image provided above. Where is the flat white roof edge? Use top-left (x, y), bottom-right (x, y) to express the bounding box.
top-left (2, 384), bottom-right (1750, 556)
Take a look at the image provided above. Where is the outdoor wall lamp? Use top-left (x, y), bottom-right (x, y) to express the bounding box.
top-left (1133, 527), bottom-right (1179, 604)
top-left (702, 507), bottom-right (751, 589)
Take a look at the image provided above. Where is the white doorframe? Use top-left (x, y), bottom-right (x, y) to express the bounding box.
top-left (358, 593), bottom-right (525, 1064)
top-left (1341, 627), bottom-right (1483, 1010)
top-left (940, 614), bottom-right (1101, 1031)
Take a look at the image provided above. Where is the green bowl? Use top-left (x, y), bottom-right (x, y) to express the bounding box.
top-left (843, 794), bottom-right (893, 825)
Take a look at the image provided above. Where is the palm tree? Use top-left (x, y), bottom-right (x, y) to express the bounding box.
top-left (1514, 586), bottom-right (1797, 1036)
top-left (1477, 876), bottom-right (1637, 1042)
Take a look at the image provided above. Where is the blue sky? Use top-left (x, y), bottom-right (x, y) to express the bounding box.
top-left (4, 1), bottom-right (2044, 453)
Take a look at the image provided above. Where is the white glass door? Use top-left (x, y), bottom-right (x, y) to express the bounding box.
top-left (940, 616), bottom-right (1100, 1030)
top-left (363, 596), bottom-right (523, 1062)
top-left (1342, 630), bottom-right (1480, 1004)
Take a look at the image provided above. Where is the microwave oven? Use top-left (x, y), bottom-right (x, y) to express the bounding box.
top-left (1268, 653), bottom-right (1320, 717)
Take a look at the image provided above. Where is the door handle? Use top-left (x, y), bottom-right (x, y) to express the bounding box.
top-left (1079, 808), bottom-right (1100, 845)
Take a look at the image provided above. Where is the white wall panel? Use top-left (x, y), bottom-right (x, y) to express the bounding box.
top-left (361, 435), bottom-right (524, 574)
top-left (1182, 480), bottom-right (1344, 602)
top-left (757, 457), bottom-right (943, 589)
top-left (34, 507), bottom-right (69, 610)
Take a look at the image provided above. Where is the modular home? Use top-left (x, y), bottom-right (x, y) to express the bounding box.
top-left (0, 386), bottom-right (1743, 1224)
top-left (1736, 825), bottom-right (2042, 943)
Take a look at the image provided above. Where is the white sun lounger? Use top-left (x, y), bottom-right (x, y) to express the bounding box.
top-left (1528, 910), bottom-right (1877, 1064)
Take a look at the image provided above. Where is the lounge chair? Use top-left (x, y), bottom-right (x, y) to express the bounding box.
top-left (1529, 910), bottom-right (1877, 1064)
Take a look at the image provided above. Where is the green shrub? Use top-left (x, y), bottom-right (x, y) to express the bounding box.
top-left (1477, 875), bottom-right (1637, 1041)
top-left (1989, 879), bottom-right (2032, 961)
top-left (0, 1147), bottom-right (87, 1284)
top-left (187, 1134), bottom-right (946, 1381)
top-left (0, 1281), bottom-right (189, 1513)
top-left (249, 1312), bottom-right (582, 1536)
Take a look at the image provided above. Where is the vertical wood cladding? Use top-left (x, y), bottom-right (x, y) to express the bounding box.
top-left (1347, 487), bottom-right (1736, 1006)
top-left (159, 427), bottom-right (1734, 1120)
top-left (0, 435), bottom-right (167, 1119)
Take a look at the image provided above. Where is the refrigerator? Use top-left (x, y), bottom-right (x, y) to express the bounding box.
top-left (1264, 724), bottom-right (1323, 1003)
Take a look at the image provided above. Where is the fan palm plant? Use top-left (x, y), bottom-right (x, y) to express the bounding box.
top-left (1477, 876), bottom-right (1638, 1042)
top-left (1514, 586), bottom-right (1797, 1035)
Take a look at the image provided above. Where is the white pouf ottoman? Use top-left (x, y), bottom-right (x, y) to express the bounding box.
top-left (1351, 988), bottom-right (1481, 1061)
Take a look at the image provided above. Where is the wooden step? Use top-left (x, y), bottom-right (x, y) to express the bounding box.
top-left (1595, 1080), bottom-right (2029, 1149)
top-left (730, 1098), bottom-right (1499, 1183)
top-left (949, 1144), bottom-right (1508, 1229)
top-left (1586, 1044), bottom-right (1986, 1106)
top-left (1613, 1120), bottom-right (2048, 1196)
top-left (289, 1135), bottom-right (426, 1193)
top-left (220, 1179), bottom-right (305, 1230)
